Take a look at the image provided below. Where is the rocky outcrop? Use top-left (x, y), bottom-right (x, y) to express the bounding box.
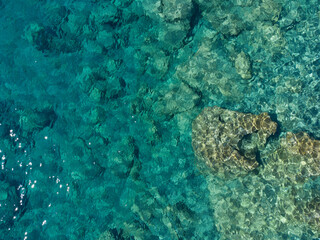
top-left (193, 107), bottom-right (320, 239)
top-left (192, 106), bottom-right (277, 177)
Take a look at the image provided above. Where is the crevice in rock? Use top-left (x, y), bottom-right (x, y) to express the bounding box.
top-left (182, 0), bottom-right (202, 46)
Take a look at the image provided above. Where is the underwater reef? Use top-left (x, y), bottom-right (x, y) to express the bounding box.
top-left (0, 0), bottom-right (319, 239)
top-left (192, 107), bottom-right (320, 239)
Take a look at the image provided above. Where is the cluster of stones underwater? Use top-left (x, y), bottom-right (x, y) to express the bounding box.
top-left (192, 106), bottom-right (320, 239)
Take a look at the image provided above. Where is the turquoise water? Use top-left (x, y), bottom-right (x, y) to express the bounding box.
top-left (0, 0), bottom-right (319, 239)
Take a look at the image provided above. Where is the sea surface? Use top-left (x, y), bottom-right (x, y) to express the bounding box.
top-left (0, 0), bottom-right (320, 239)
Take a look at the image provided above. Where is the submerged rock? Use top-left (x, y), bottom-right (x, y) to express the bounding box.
top-left (304, 196), bottom-right (320, 230)
top-left (235, 51), bottom-right (252, 80)
top-left (194, 107), bottom-right (320, 239)
top-left (18, 106), bottom-right (57, 135)
top-left (152, 82), bottom-right (200, 121)
top-left (192, 106), bottom-right (277, 177)
top-left (263, 132), bottom-right (320, 183)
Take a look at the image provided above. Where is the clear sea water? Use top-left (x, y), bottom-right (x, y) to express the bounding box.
top-left (0, 0), bottom-right (319, 239)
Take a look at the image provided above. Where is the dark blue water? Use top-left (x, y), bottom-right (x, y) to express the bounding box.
top-left (0, 0), bottom-right (319, 239)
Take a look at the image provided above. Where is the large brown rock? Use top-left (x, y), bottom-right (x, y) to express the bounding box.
top-left (192, 106), bottom-right (277, 177)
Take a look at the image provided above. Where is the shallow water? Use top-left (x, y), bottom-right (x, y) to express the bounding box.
top-left (0, 0), bottom-right (319, 239)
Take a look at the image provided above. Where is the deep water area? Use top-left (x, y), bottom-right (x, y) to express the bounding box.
top-left (0, 0), bottom-right (320, 239)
